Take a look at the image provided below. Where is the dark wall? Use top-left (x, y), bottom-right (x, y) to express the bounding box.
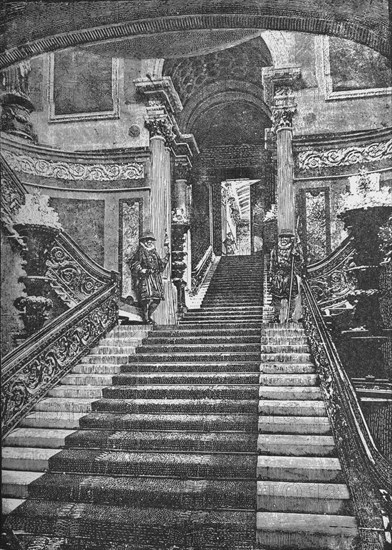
top-left (1, 231), bottom-right (26, 357)
top-left (50, 198), bottom-right (105, 264)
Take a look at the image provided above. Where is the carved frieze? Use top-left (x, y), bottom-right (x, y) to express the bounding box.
top-left (297, 139), bottom-right (392, 171)
top-left (2, 150), bottom-right (145, 181)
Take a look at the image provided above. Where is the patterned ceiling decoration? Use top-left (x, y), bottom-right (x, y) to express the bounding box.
top-left (163, 37), bottom-right (272, 106)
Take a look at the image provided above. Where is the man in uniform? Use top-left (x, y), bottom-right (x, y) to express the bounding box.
top-left (128, 231), bottom-right (170, 325)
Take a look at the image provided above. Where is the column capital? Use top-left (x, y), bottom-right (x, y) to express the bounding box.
top-left (144, 112), bottom-right (176, 148)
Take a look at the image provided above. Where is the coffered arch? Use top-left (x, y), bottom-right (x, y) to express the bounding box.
top-left (1, 1), bottom-right (390, 68)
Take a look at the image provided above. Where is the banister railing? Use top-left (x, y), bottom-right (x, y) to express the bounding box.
top-left (306, 235), bottom-right (357, 311)
top-left (1, 154), bottom-right (120, 438)
top-left (190, 244), bottom-right (213, 296)
top-left (302, 277), bottom-right (392, 550)
top-left (1, 276), bottom-right (119, 438)
top-left (47, 231), bottom-right (115, 307)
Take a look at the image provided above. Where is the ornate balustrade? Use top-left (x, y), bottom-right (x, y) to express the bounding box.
top-left (302, 278), bottom-right (392, 550)
top-left (1, 277), bottom-right (119, 438)
top-left (1, 155), bottom-right (120, 437)
top-left (47, 231), bottom-right (115, 308)
top-left (306, 235), bottom-right (357, 312)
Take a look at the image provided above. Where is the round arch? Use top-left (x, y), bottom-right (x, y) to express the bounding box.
top-left (1, 2), bottom-right (390, 69)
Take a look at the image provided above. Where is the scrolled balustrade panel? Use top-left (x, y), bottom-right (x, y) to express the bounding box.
top-left (1, 285), bottom-right (118, 438)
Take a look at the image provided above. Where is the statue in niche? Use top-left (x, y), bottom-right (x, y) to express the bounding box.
top-left (128, 231), bottom-right (170, 325)
top-left (270, 230), bottom-right (304, 323)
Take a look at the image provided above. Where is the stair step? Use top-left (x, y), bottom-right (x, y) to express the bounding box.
top-left (20, 412), bottom-right (86, 429)
top-left (90, 346), bottom-right (137, 355)
top-left (2, 447), bottom-right (60, 471)
top-left (142, 335), bottom-right (261, 344)
top-left (28, 473), bottom-right (256, 509)
top-left (256, 512), bottom-right (358, 549)
top-left (261, 344), bottom-right (309, 353)
top-left (119, 361), bottom-right (260, 373)
top-left (258, 416), bottom-right (331, 435)
top-left (257, 481), bottom-right (351, 515)
top-left (259, 400), bottom-right (326, 416)
top-left (65, 429), bottom-right (258, 453)
top-left (257, 434), bottom-right (336, 456)
top-left (113, 372), bottom-right (259, 385)
top-left (81, 412), bottom-right (258, 432)
top-left (8, 500), bottom-right (256, 547)
top-left (178, 322), bottom-right (262, 329)
top-left (92, 398), bottom-right (258, 414)
top-left (259, 353), bottom-right (312, 363)
top-left (34, 398), bottom-right (93, 413)
top-left (3, 428), bottom-right (75, 448)
top-left (257, 456), bottom-right (342, 482)
top-left (72, 364), bottom-right (122, 374)
top-left (259, 374), bottom-right (318, 386)
top-left (258, 386), bottom-right (322, 400)
top-left (127, 352), bottom-right (261, 362)
top-left (148, 327), bottom-right (261, 337)
top-left (48, 386), bottom-right (103, 399)
top-left (49, 448), bottom-right (257, 478)
top-left (61, 374), bottom-right (114, 385)
top-left (259, 363), bottom-right (315, 374)
top-left (2, 471), bottom-right (43, 499)
top-left (137, 343), bottom-right (261, 353)
top-left (2, 498), bottom-right (24, 516)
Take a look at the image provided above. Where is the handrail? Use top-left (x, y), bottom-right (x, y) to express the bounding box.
top-left (1, 278), bottom-right (119, 438)
top-left (301, 276), bottom-right (392, 550)
top-left (307, 235), bottom-right (355, 276)
top-left (190, 245), bottom-right (213, 295)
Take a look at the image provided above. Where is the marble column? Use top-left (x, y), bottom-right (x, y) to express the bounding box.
top-left (146, 116), bottom-right (177, 324)
top-left (273, 96), bottom-right (297, 234)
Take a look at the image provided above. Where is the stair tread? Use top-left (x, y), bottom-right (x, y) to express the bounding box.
top-left (2, 470), bottom-right (43, 485)
top-left (256, 512), bottom-right (357, 535)
top-left (258, 456), bottom-right (341, 469)
top-left (257, 481), bottom-right (350, 499)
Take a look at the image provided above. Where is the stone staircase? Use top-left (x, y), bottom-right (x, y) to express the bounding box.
top-left (2, 254), bottom-right (358, 549)
top-left (256, 323), bottom-right (358, 549)
top-left (2, 327), bottom-right (150, 516)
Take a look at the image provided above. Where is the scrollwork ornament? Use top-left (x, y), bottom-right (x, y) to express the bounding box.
top-left (2, 293), bottom-right (118, 436)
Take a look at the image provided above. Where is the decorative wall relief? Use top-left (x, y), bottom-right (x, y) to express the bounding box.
top-left (304, 188), bottom-right (330, 264)
top-left (49, 51), bottom-right (119, 121)
top-left (2, 150), bottom-right (144, 181)
top-left (297, 139), bottom-right (392, 171)
top-left (119, 199), bottom-right (142, 300)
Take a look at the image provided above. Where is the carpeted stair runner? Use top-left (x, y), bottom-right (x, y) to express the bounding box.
top-left (4, 255), bottom-right (263, 550)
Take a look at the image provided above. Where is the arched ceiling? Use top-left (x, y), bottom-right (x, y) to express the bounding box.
top-left (1, 0), bottom-right (390, 69)
top-left (190, 101), bottom-right (270, 148)
top-left (163, 37), bottom-right (272, 107)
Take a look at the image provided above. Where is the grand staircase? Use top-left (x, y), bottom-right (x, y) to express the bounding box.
top-left (3, 254), bottom-right (358, 550)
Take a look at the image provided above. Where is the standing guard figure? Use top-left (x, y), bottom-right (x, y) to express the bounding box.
top-left (128, 231), bottom-right (170, 325)
top-left (270, 229), bottom-right (304, 323)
